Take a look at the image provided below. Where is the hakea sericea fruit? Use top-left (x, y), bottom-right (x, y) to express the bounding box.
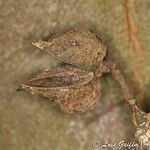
top-left (18, 27), bottom-right (150, 147)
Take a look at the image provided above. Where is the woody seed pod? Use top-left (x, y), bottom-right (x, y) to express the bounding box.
top-left (19, 26), bottom-right (149, 146)
top-left (19, 66), bottom-right (101, 113)
top-left (32, 27), bottom-right (107, 71)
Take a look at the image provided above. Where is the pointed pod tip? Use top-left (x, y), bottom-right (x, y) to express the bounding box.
top-left (32, 40), bottom-right (50, 49)
top-left (32, 40), bottom-right (44, 49)
top-left (16, 86), bottom-right (24, 92)
top-left (32, 42), bottom-right (38, 46)
top-left (16, 83), bottom-right (27, 92)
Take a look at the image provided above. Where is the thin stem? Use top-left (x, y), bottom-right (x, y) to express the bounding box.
top-left (95, 59), bottom-right (147, 126)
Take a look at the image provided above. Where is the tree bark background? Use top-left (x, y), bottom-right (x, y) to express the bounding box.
top-left (0, 0), bottom-right (150, 150)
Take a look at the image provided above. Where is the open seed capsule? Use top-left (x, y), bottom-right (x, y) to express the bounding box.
top-left (19, 66), bottom-right (101, 113)
top-left (32, 27), bottom-right (107, 71)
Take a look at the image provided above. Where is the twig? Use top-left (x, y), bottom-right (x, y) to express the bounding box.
top-left (96, 59), bottom-right (150, 146)
top-left (95, 59), bottom-right (146, 126)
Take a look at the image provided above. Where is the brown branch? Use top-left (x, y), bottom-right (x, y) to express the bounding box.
top-left (122, 0), bottom-right (147, 94)
top-left (95, 59), bottom-right (146, 126)
top-left (122, 0), bottom-right (132, 43)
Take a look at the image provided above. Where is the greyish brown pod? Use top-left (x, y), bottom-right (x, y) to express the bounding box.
top-left (19, 26), bottom-right (149, 146)
top-left (19, 66), bottom-right (101, 113)
top-left (32, 27), bottom-right (107, 71)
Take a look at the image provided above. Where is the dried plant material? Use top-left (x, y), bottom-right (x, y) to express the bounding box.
top-left (122, 0), bottom-right (148, 92)
top-left (19, 27), bottom-right (149, 146)
top-left (97, 60), bottom-right (150, 147)
top-left (32, 27), bottom-right (107, 71)
top-left (135, 113), bottom-right (150, 147)
top-left (19, 65), bottom-right (101, 113)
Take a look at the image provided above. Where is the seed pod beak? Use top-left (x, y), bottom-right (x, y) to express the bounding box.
top-left (32, 40), bottom-right (51, 54)
top-left (16, 85), bottom-right (25, 92)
